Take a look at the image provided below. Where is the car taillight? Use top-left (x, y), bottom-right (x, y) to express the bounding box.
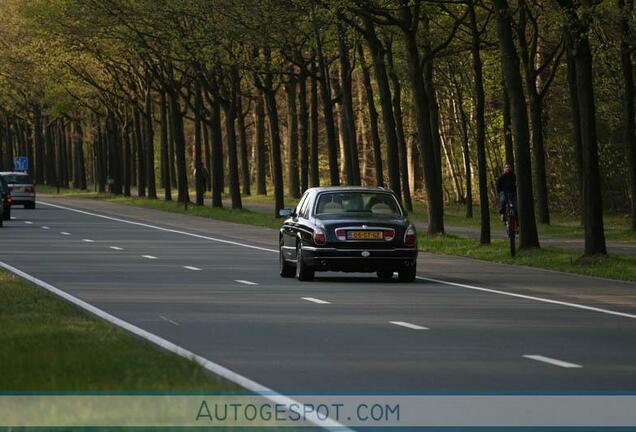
top-left (5, 194), bottom-right (12, 205)
top-left (383, 229), bottom-right (395, 241)
top-left (404, 226), bottom-right (417, 247)
top-left (313, 228), bottom-right (326, 246)
top-left (335, 228), bottom-right (346, 241)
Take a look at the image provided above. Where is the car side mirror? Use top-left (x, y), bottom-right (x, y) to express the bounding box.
top-left (279, 208), bottom-right (293, 218)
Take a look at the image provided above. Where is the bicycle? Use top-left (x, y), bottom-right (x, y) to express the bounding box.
top-left (503, 192), bottom-right (518, 257)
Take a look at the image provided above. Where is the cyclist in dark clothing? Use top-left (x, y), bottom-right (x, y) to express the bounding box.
top-left (496, 163), bottom-right (517, 219)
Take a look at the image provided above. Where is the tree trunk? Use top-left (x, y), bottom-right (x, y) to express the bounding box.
top-left (237, 95), bottom-right (251, 196)
top-left (159, 90), bottom-right (172, 201)
top-left (210, 98), bottom-right (224, 208)
top-left (619, 0), bottom-right (636, 231)
top-left (122, 119), bottom-right (131, 197)
top-left (386, 40), bottom-right (413, 210)
top-left (265, 87), bottom-right (285, 215)
top-left (33, 106), bottom-right (45, 184)
top-left (309, 57), bottom-right (321, 187)
top-left (194, 77), bottom-right (205, 206)
top-left (133, 107), bottom-right (146, 197)
top-left (363, 16), bottom-right (402, 201)
top-left (224, 67), bottom-right (243, 210)
top-left (566, 45), bottom-right (583, 225)
top-left (469, 2), bottom-right (491, 243)
top-left (314, 21), bottom-right (340, 185)
top-left (168, 90), bottom-right (189, 203)
top-left (255, 93), bottom-right (267, 195)
top-left (358, 45), bottom-right (384, 187)
top-left (145, 83), bottom-right (157, 199)
top-left (73, 120), bottom-right (87, 190)
top-left (494, 0), bottom-right (540, 249)
top-left (502, 79), bottom-right (515, 166)
top-left (559, 1), bottom-right (606, 255)
top-left (298, 64), bottom-right (310, 192)
top-left (338, 22), bottom-right (361, 186)
top-left (285, 72), bottom-right (301, 198)
top-left (455, 78), bottom-right (473, 218)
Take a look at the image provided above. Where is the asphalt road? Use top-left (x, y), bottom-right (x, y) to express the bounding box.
top-left (2, 196), bottom-right (636, 393)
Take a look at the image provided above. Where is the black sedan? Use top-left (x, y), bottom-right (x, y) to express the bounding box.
top-left (279, 187), bottom-right (418, 282)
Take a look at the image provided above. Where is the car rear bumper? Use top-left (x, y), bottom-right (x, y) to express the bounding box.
top-left (10, 193), bottom-right (35, 204)
top-left (301, 246), bottom-right (417, 272)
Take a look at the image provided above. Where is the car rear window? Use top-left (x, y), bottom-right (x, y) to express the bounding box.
top-left (315, 191), bottom-right (402, 216)
top-left (2, 174), bottom-right (32, 184)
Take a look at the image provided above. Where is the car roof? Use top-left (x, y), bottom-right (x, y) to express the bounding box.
top-left (307, 186), bottom-right (395, 194)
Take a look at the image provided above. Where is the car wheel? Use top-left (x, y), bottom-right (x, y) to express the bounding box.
top-left (295, 243), bottom-right (314, 281)
top-left (0, 216), bottom-right (3, 227)
top-left (279, 242), bottom-right (295, 278)
top-left (376, 270), bottom-right (394, 282)
top-left (398, 266), bottom-right (416, 283)
top-left (3, 208), bottom-right (10, 221)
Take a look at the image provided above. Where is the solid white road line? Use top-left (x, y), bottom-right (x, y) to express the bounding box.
top-left (110, 246), bottom-right (123, 251)
top-left (0, 261), bottom-right (349, 431)
top-left (39, 200), bottom-right (636, 322)
top-left (60, 232), bottom-right (71, 236)
top-left (389, 321), bottom-right (429, 330)
top-left (523, 355), bottom-right (582, 369)
top-left (142, 255), bottom-right (158, 260)
top-left (24, 221), bottom-right (32, 225)
top-left (41, 226), bottom-right (50, 230)
top-left (416, 276), bottom-right (636, 321)
top-left (301, 297), bottom-right (331, 305)
top-left (159, 315), bottom-right (180, 326)
top-left (183, 266), bottom-right (202, 271)
top-left (235, 279), bottom-right (258, 286)
top-left (82, 239), bottom-right (94, 243)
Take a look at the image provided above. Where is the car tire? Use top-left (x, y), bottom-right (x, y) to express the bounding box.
top-left (398, 266), bottom-right (416, 283)
top-left (279, 243), bottom-right (295, 278)
top-left (376, 270), bottom-right (394, 282)
top-left (296, 243), bottom-right (314, 281)
top-left (0, 216), bottom-right (3, 227)
top-left (3, 208), bottom-right (10, 221)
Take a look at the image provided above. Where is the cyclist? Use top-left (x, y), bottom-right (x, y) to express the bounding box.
top-left (496, 162), bottom-right (517, 221)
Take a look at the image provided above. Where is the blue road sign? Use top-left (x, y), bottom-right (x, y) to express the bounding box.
top-left (14, 156), bottom-right (28, 172)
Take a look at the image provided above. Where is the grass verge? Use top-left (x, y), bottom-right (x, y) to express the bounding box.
top-left (419, 234), bottom-right (636, 281)
top-left (0, 268), bottom-right (238, 391)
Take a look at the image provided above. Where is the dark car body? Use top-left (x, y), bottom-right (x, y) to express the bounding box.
top-left (0, 177), bottom-right (11, 225)
top-left (279, 187), bottom-right (418, 282)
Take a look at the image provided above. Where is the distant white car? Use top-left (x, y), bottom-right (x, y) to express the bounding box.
top-left (0, 172), bottom-right (36, 209)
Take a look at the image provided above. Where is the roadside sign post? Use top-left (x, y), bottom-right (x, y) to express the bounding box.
top-left (14, 156), bottom-right (28, 172)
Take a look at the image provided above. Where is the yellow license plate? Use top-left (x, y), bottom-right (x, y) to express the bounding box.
top-left (350, 231), bottom-right (383, 240)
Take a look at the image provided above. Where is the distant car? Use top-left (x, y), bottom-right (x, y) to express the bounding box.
top-left (279, 187), bottom-right (418, 282)
top-left (0, 177), bottom-right (12, 225)
top-left (0, 172), bottom-right (36, 209)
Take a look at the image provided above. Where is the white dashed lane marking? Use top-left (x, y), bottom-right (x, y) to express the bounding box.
top-left (159, 315), bottom-right (179, 326)
top-left (389, 321), bottom-right (429, 330)
top-left (142, 255), bottom-right (158, 260)
top-left (82, 239), bottom-right (95, 243)
top-left (523, 355), bottom-right (582, 368)
top-left (110, 246), bottom-right (123, 251)
top-left (183, 266), bottom-right (202, 271)
top-left (60, 232), bottom-right (71, 236)
top-left (235, 280), bottom-right (258, 286)
top-left (301, 297), bottom-right (331, 305)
